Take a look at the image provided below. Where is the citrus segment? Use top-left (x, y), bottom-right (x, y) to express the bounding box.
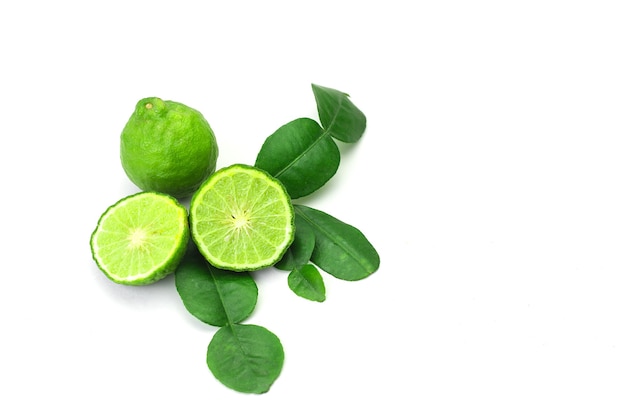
top-left (90, 192), bottom-right (190, 285)
top-left (190, 164), bottom-right (295, 271)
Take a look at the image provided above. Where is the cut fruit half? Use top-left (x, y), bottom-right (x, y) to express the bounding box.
top-left (90, 191), bottom-right (189, 285)
top-left (190, 164), bottom-right (295, 271)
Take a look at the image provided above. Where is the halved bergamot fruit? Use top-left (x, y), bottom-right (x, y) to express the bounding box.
top-left (189, 164), bottom-right (295, 271)
top-left (90, 191), bottom-right (189, 285)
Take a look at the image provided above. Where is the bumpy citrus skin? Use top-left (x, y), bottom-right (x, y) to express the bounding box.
top-left (120, 97), bottom-right (219, 198)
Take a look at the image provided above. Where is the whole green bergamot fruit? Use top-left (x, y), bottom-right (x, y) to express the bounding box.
top-left (120, 97), bottom-right (218, 198)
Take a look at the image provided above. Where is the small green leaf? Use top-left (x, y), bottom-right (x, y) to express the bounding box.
top-left (294, 205), bottom-right (380, 281)
top-left (312, 84), bottom-right (367, 143)
top-left (288, 264), bottom-right (326, 302)
top-left (175, 247), bottom-right (258, 327)
top-left (275, 214), bottom-right (316, 271)
top-left (255, 117), bottom-right (340, 199)
top-left (207, 324), bottom-right (284, 394)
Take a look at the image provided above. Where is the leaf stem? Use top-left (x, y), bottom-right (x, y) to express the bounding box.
top-left (209, 267), bottom-right (236, 327)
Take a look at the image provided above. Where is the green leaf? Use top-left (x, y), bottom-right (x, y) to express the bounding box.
top-left (255, 117), bottom-right (340, 199)
top-left (294, 205), bottom-right (380, 281)
top-left (274, 214), bottom-right (316, 271)
top-left (312, 84), bottom-right (367, 143)
top-left (207, 324), bottom-right (284, 394)
top-left (288, 264), bottom-right (326, 302)
top-left (175, 247), bottom-right (258, 327)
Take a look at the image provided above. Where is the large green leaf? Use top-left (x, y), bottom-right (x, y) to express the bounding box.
top-left (175, 247), bottom-right (257, 327)
top-left (207, 324), bottom-right (284, 394)
top-left (255, 117), bottom-right (340, 199)
top-left (294, 205), bottom-right (379, 281)
top-left (311, 84), bottom-right (367, 143)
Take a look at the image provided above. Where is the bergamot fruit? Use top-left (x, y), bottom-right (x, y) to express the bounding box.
top-left (189, 164), bottom-right (295, 271)
top-left (120, 97), bottom-right (218, 198)
top-left (90, 191), bottom-right (190, 285)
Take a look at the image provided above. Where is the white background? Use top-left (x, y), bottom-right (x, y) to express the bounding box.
top-left (2, 1), bottom-right (626, 415)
